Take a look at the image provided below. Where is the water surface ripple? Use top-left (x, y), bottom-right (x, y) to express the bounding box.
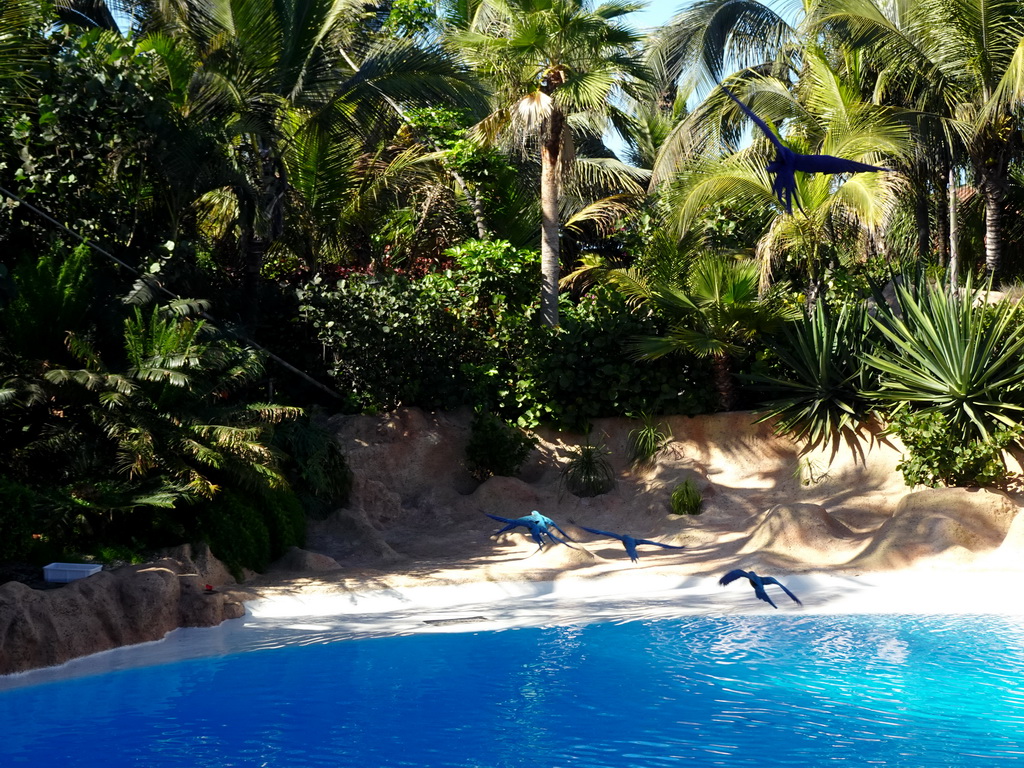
top-left (4, 613), bottom-right (1024, 766)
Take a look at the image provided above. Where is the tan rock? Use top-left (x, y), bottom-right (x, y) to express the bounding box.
top-left (268, 547), bottom-right (343, 573)
top-left (0, 556), bottom-right (246, 675)
top-left (851, 488), bottom-right (1019, 570)
top-left (742, 503), bottom-right (862, 565)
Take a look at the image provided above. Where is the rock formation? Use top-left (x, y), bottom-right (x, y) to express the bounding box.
top-left (0, 556), bottom-right (246, 675)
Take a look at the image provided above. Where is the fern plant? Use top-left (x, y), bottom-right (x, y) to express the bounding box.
top-left (560, 439), bottom-right (616, 498)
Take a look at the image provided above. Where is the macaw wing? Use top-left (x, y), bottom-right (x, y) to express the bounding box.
top-left (547, 520), bottom-right (576, 541)
top-left (545, 530), bottom-right (579, 549)
top-left (485, 513), bottom-right (515, 524)
top-left (762, 577), bottom-right (803, 605)
top-left (578, 525), bottom-right (622, 540)
top-left (792, 154), bottom-right (890, 175)
top-left (721, 85), bottom-right (786, 154)
top-left (719, 569), bottom-right (750, 586)
top-left (633, 538), bottom-right (685, 550)
top-left (753, 582), bottom-right (779, 608)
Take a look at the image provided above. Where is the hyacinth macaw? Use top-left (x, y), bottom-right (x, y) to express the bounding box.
top-left (721, 84), bottom-right (891, 215)
top-left (485, 511), bottom-right (577, 550)
top-left (576, 525), bottom-right (685, 563)
top-left (719, 569), bottom-right (802, 609)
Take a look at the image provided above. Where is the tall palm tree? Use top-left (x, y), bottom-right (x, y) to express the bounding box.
top-left (810, 0), bottom-right (1024, 278)
top-left (659, 64), bottom-right (909, 302)
top-left (454, 0), bottom-right (653, 326)
top-left (137, 0), bottom-right (485, 318)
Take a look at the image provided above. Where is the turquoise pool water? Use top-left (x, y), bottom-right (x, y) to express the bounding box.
top-left (4, 612), bottom-right (1024, 766)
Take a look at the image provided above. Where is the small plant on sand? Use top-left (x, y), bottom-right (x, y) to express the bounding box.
top-left (465, 411), bottom-right (539, 481)
top-left (627, 411), bottom-right (672, 469)
top-left (794, 456), bottom-right (831, 487)
top-left (670, 478), bottom-right (703, 515)
top-left (560, 439), bottom-right (616, 497)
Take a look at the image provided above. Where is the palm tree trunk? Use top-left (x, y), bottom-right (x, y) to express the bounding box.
top-left (948, 166), bottom-right (959, 290)
top-left (540, 109), bottom-right (564, 327)
top-left (935, 159), bottom-right (949, 269)
top-left (979, 172), bottom-right (1007, 280)
top-left (915, 182), bottom-right (930, 263)
top-left (975, 140), bottom-right (1011, 280)
top-left (711, 354), bottom-right (735, 411)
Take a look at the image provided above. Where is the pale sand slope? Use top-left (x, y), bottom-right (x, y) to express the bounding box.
top-left (233, 409), bottom-right (1024, 608)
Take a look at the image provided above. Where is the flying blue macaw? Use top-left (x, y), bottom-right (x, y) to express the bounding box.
top-left (576, 525), bottom-right (685, 563)
top-left (719, 569), bottom-right (802, 609)
top-left (721, 84), bottom-right (891, 215)
top-left (485, 511), bottom-right (577, 550)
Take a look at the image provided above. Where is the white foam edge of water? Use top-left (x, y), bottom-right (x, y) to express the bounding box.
top-left (2, 568), bottom-right (1020, 692)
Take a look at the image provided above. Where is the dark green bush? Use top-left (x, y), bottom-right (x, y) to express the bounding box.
top-left (512, 288), bottom-right (718, 430)
top-left (887, 409), bottom-right (1018, 488)
top-left (197, 486), bottom-right (307, 578)
top-left (465, 411), bottom-right (538, 481)
top-left (0, 476), bottom-right (46, 561)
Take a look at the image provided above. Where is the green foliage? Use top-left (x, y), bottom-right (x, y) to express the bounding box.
top-left (670, 478), bottom-right (703, 515)
top-left (0, 475), bottom-right (46, 561)
top-left (302, 240), bottom-right (540, 413)
top-left (887, 409), bottom-right (1017, 488)
top-left (384, 0), bottom-right (436, 37)
top-left (273, 413), bottom-right (352, 518)
top-left (749, 300), bottom-right (876, 449)
top-left (303, 272), bottom-right (491, 412)
top-left (864, 279), bottom-right (1024, 443)
top-left (2, 27), bottom-right (171, 248)
top-left (197, 487), bottom-right (307, 578)
top-left (560, 439), bottom-right (617, 498)
top-left (627, 412), bottom-right (672, 468)
top-left (5, 242), bottom-right (93, 361)
top-left (512, 288), bottom-right (718, 430)
top-left (465, 411), bottom-right (538, 481)
top-left (197, 489), bottom-right (272, 578)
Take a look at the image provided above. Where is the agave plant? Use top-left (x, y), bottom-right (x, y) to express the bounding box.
top-left (748, 300), bottom-right (876, 450)
top-left (863, 279), bottom-right (1024, 443)
top-left (560, 438), bottom-right (617, 498)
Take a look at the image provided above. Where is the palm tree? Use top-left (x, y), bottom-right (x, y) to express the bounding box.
top-left (577, 254), bottom-right (800, 410)
top-left (454, 0), bottom-right (653, 326)
top-left (135, 0), bottom-right (485, 318)
top-left (658, 64), bottom-right (909, 303)
top-left (809, 0), bottom-right (1024, 278)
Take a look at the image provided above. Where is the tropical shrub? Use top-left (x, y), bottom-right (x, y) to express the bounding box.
top-left (864, 280), bottom-right (1024, 443)
top-left (748, 300), bottom-right (876, 449)
top-left (465, 411), bottom-right (538, 481)
top-left (272, 413), bottom-right (353, 518)
top-left (302, 240), bottom-right (539, 413)
top-left (4, 242), bottom-right (94, 362)
top-left (512, 288), bottom-right (718, 430)
top-left (627, 412), bottom-right (672, 468)
top-left (670, 478), bottom-right (703, 515)
top-left (0, 476), bottom-right (46, 561)
top-left (560, 439), bottom-right (617, 498)
top-left (887, 409), bottom-right (1018, 488)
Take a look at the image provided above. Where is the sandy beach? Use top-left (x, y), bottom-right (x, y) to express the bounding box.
top-left (229, 408), bottom-right (1024, 613)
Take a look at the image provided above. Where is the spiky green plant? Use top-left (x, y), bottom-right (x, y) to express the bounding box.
top-left (670, 478), bottom-right (703, 515)
top-left (748, 300), bottom-right (876, 450)
top-left (560, 439), bottom-right (616, 498)
top-left (864, 280), bottom-right (1024, 443)
top-left (627, 411), bottom-right (672, 468)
